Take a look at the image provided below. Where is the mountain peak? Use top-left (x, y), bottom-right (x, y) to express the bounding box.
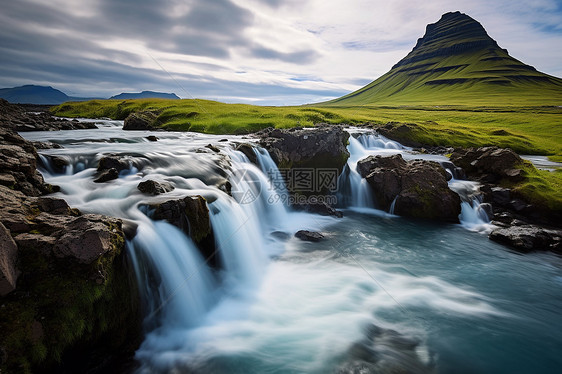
top-left (393, 11), bottom-right (503, 69)
top-left (323, 12), bottom-right (562, 106)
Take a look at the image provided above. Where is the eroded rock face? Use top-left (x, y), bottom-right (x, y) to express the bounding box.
top-left (489, 225), bottom-right (562, 253)
top-left (123, 111), bottom-right (158, 130)
top-left (357, 154), bottom-right (461, 223)
top-left (0, 127), bottom-right (57, 196)
top-left (0, 222), bottom-right (18, 296)
top-left (449, 146), bottom-right (523, 183)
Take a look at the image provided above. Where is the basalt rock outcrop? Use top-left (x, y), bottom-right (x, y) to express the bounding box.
top-left (489, 225), bottom-right (562, 253)
top-left (357, 154), bottom-right (461, 223)
top-left (258, 126), bottom-right (349, 196)
top-left (449, 146), bottom-right (524, 183)
top-left (0, 99), bottom-right (96, 131)
top-left (137, 179), bottom-right (174, 195)
top-left (0, 120), bottom-right (140, 373)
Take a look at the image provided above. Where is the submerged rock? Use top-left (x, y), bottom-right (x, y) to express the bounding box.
top-left (295, 230), bottom-right (324, 242)
top-left (489, 225), bottom-right (562, 253)
top-left (137, 179), bottom-right (174, 195)
top-left (357, 154), bottom-right (461, 223)
top-left (94, 167), bottom-right (119, 183)
top-left (293, 201), bottom-right (343, 218)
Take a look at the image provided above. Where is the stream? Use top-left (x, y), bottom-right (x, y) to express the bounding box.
top-left (22, 120), bottom-right (562, 374)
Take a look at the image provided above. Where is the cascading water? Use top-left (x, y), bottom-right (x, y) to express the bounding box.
top-left (21, 122), bottom-right (562, 374)
top-left (338, 133), bottom-right (406, 210)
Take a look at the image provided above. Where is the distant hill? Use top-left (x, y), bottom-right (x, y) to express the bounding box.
top-left (110, 91), bottom-right (180, 100)
top-left (0, 85), bottom-right (72, 105)
top-left (323, 11), bottom-right (562, 106)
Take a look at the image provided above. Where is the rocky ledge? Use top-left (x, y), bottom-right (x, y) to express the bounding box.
top-left (0, 126), bottom-right (140, 373)
top-left (0, 99), bottom-right (96, 131)
top-left (357, 154), bottom-right (461, 223)
top-left (258, 126), bottom-right (350, 176)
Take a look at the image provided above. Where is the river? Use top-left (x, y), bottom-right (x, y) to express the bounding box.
top-left (21, 120), bottom-right (562, 374)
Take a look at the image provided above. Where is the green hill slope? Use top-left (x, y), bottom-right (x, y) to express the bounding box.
top-left (323, 11), bottom-right (562, 106)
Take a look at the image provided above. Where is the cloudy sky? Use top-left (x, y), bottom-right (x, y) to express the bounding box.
top-left (1, 0), bottom-right (561, 105)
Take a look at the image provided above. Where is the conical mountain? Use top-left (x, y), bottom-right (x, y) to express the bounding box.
top-left (324, 11), bottom-right (562, 106)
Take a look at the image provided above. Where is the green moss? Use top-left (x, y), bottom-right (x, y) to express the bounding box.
top-left (0, 222), bottom-right (140, 373)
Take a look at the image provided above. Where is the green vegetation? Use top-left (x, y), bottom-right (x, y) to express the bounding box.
top-left (51, 99), bottom-right (562, 159)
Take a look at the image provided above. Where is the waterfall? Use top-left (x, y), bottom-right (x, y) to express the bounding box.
top-left (338, 133), bottom-right (406, 209)
top-left (128, 219), bottom-right (217, 329)
top-left (448, 179), bottom-right (493, 231)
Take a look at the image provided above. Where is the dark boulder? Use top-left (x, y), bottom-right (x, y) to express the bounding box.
top-left (123, 111), bottom-right (158, 130)
top-left (489, 225), bottom-right (562, 253)
top-left (295, 230), bottom-right (324, 242)
top-left (449, 146), bottom-right (524, 182)
top-left (140, 195), bottom-right (211, 243)
top-left (94, 168), bottom-right (118, 183)
top-left (146, 135), bottom-right (159, 142)
top-left (260, 127), bottom-right (349, 170)
top-left (97, 156), bottom-right (132, 172)
top-left (137, 179), bottom-right (174, 195)
top-left (236, 143), bottom-right (258, 164)
top-left (357, 154), bottom-right (461, 223)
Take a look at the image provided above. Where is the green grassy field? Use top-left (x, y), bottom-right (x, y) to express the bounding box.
top-left (52, 99), bottom-right (562, 159)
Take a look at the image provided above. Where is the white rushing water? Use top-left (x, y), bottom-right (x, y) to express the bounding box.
top-left (22, 121), bottom-right (557, 374)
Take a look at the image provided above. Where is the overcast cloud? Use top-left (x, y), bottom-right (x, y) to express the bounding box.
top-left (0, 0), bottom-right (561, 105)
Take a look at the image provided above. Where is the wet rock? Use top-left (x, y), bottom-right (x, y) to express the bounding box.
top-left (0, 222), bottom-right (18, 296)
top-left (94, 168), bottom-right (118, 183)
top-left (259, 127), bottom-right (350, 195)
top-left (338, 323), bottom-right (431, 374)
top-left (357, 154), bottom-right (461, 223)
top-left (145, 135), bottom-right (159, 142)
top-left (40, 154), bottom-right (69, 174)
top-left (295, 230), bottom-right (324, 242)
top-left (373, 122), bottom-right (425, 148)
top-left (123, 111), bottom-right (158, 130)
top-left (489, 225), bottom-right (562, 253)
top-left (236, 143), bottom-right (258, 164)
top-left (141, 195), bottom-right (211, 243)
top-left (35, 196), bottom-right (75, 215)
top-left (97, 156), bottom-right (131, 172)
top-left (449, 146), bottom-right (524, 182)
top-left (205, 144), bottom-right (220, 153)
top-left (137, 179), bottom-right (174, 195)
